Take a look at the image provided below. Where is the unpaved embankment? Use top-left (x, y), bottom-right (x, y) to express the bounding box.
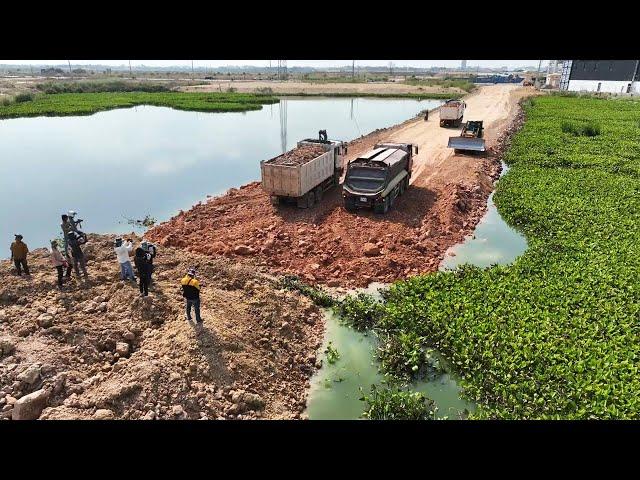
top-left (0, 234), bottom-right (323, 420)
top-left (148, 85), bottom-right (534, 288)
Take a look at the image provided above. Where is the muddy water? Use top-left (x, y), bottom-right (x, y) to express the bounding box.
top-left (0, 97), bottom-right (442, 254)
top-left (306, 285), bottom-right (475, 420)
top-left (306, 165), bottom-right (528, 420)
top-left (441, 164), bottom-right (527, 271)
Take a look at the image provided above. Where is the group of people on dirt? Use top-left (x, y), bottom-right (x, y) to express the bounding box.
top-left (9, 211), bottom-right (203, 325)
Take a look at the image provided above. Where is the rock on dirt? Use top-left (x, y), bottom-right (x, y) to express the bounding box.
top-left (93, 408), bottom-right (115, 419)
top-left (12, 388), bottom-right (49, 420)
top-left (363, 243), bottom-right (381, 257)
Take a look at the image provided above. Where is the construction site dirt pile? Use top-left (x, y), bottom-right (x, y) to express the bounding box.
top-left (267, 144), bottom-right (327, 166)
top-left (148, 86), bottom-right (530, 289)
top-left (0, 234), bottom-right (323, 420)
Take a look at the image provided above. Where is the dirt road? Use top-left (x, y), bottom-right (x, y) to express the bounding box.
top-left (148, 85), bottom-right (533, 288)
top-left (180, 79), bottom-right (466, 97)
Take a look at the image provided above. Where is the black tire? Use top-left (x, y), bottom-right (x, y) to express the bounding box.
top-left (383, 196), bottom-right (390, 213)
top-left (373, 201), bottom-right (384, 214)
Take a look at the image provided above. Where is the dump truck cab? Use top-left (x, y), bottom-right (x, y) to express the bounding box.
top-left (343, 142), bottom-right (417, 214)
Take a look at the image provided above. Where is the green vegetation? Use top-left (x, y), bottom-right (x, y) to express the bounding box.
top-left (337, 96), bottom-right (640, 419)
top-left (404, 76), bottom-right (476, 93)
top-left (333, 293), bottom-right (384, 330)
top-left (278, 275), bottom-right (336, 307)
top-left (14, 93), bottom-right (34, 103)
top-left (377, 332), bottom-right (443, 381)
top-left (0, 91), bottom-right (279, 119)
top-left (560, 120), bottom-right (601, 137)
top-left (324, 342), bottom-right (340, 365)
top-left (360, 385), bottom-right (437, 420)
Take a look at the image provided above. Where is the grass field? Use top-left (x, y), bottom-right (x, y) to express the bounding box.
top-left (339, 96), bottom-right (640, 419)
top-left (0, 91), bottom-right (279, 118)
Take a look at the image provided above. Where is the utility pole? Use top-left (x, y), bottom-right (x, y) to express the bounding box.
top-left (67, 60), bottom-right (72, 76)
top-left (129, 60), bottom-right (133, 79)
top-left (352, 60), bottom-right (355, 80)
top-left (191, 60), bottom-right (194, 77)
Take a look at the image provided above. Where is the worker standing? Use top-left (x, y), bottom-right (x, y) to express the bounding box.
top-left (10, 234), bottom-right (30, 276)
top-left (181, 268), bottom-right (202, 325)
top-left (69, 233), bottom-right (88, 279)
top-left (140, 240), bottom-right (157, 284)
top-left (114, 238), bottom-right (135, 281)
top-left (424, 109), bottom-right (429, 121)
top-left (60, 214), bottom-right (79, 256)
top-left (50, 240), bottom-right (72, 290)
top-left (134, 247), bottom-right (152, 296)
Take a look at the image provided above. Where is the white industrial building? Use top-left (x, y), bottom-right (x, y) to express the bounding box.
top-left (559, 60), bottom-right (640, 94)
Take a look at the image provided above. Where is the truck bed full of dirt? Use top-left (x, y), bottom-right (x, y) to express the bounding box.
top-left (266, 144), bottom-right (326, 166)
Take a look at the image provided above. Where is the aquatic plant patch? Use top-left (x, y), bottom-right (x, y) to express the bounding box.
top-left (360, 385), bottom-right (437, 420)
top-left (0, 92), bottom-right (279, 119)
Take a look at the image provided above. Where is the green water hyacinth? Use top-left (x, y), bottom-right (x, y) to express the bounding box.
top-left (0, 91), bottom-right (279, 119)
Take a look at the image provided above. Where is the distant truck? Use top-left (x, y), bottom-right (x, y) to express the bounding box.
top-left (343, 142), bottom-right (417, 214)
top-left (261, 130), bottom-right (348, 208)
top-left (439, 99), bottom-right (466, 127)
top-left (447, 120), bottom-right (486, 153)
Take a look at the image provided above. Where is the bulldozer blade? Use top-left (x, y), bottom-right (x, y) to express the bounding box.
top-left (447, 137), bottom-right (486, 152)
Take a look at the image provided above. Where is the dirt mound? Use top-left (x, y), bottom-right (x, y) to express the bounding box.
top-left (1, 234), bottom-right (323, 420)
top-left (268, 144), bottom-right (327, 166)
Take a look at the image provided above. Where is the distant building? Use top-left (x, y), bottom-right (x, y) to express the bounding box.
top-left (461, 60), bottom-right (467, 70)
top-left (560, 60), bottom-right (640, 94)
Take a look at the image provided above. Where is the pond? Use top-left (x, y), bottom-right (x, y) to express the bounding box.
top-left (306, 165), bottom-right (528, 420)
top-left (0, 97), bottom-right (443, 255)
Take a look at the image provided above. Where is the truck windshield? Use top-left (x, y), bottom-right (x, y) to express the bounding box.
top-left (346, 167), bottom-right (386, 192)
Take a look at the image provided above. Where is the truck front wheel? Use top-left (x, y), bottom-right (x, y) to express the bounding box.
top-left (344, 197), bottom-right (356, 212)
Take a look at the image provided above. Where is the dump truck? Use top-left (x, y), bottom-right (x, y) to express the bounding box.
top-left (343, 142), bottom-right (417, 214)
top-left (439, 99), bottom-right (466, 127)
top-left (261, 130), bottom-right (348, 208)
top-left (447, 120), bottom-right (486, 154)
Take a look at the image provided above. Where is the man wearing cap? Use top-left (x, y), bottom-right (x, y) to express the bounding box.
top-left (10, 234), bottom-right (30, 276)
top-left (181, 268), bottom-right (202, 325)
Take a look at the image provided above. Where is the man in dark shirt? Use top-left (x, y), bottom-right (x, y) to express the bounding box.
top-left (180, 268), bottom-right (202, 325)
top-left (68, 233), bottom-right (88, 278)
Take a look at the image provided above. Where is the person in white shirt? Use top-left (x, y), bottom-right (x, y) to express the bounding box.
top-left (114, 237), bottom-right (135, 281)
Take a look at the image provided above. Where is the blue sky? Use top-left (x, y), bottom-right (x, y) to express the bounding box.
top-left (1, 60), bottom-right (543, 69)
